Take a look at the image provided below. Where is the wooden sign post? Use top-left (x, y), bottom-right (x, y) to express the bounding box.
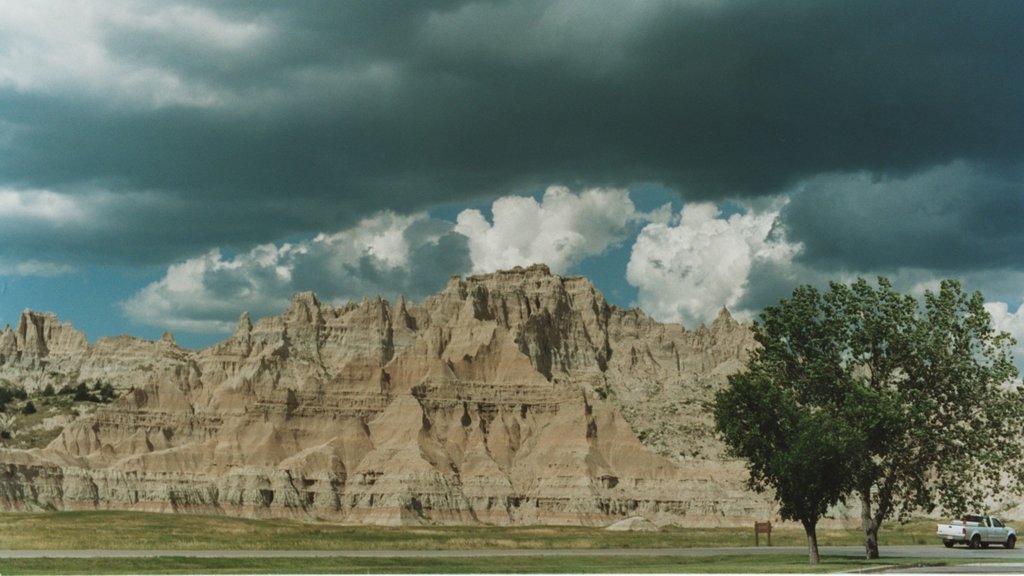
top-left (754, 521), bottom-right (772, 546)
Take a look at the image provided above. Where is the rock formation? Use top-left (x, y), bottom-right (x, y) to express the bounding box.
top-left (0, 310), bottom-right (190, 394)
top-left (605, 515), bottom-right (659, 531)
top-left (0, 265), bottom-right (777, 526)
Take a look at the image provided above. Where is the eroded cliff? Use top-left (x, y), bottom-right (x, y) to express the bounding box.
top-left (0, 265), bottom-right (774, 526)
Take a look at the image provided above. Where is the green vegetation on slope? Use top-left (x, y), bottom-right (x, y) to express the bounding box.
top-left (0, 381), bottom-right (120, 449)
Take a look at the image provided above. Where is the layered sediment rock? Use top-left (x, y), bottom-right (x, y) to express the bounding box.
top-left (0, 311), bottom-right (89, 385)
top-left (0, 265), bottom-right (777, 526)
top-left (0, 310), bottom-right (190, 393)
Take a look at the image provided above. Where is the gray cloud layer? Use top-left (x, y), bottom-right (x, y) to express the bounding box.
top-left (1, 0), bottom-right (1021, 270)
top-left (782, 162), bottom-right (1024, 272)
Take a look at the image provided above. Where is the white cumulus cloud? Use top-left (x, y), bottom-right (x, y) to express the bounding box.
top-left (985, 301), bottom-right (1024, 375)
top-left (122, 212), bottom-right (470, 334)
top-left (455, 185), bottom-right (667, 274)
top-left (123, 246), bottom-right (299, 333)
top-left (626, 201), bottom-right (801, 328)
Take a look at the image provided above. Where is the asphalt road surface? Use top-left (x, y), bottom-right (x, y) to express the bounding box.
top-left (1, 545), bottom-right (1021, 559)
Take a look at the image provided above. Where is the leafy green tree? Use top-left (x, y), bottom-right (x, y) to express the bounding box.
top-left (836, 279), bottom-right (1024, 558)
top-left (715, 285), bottom-right (867, 564)
top-left (97, 382), bottom-right (116, 403)
top-left (73, 383), bottom-right (99, 403)
top-left (716, 374), bottom-right (859, 563)
top-left (0, 384), bottom-right (24, 411)
top-left (715, 278), bottom-right (1023, 561)
top-left (0, 387), bottom-right (12, 412)
top-left (21, 400), bottom-right (36, 415)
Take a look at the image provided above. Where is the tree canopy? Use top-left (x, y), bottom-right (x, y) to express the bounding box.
top-left (714, 278), bottom-right (1024, 562)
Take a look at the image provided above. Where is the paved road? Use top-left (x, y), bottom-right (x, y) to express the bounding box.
top-left (1, 545), bottom-right (1021, 559)
top-left (899, 564), bottom-right (1024, 574)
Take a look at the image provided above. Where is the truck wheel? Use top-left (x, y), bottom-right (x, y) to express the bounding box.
top-left (943, 540), bottom-right (954, 548)
top-left (1005, 535), bottom-right (1016, 550)
top-left (970, 534), bottom-right (981, 549)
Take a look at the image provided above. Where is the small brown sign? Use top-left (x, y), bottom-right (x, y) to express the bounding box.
top-left (754, 521), bottom-right (772, 546)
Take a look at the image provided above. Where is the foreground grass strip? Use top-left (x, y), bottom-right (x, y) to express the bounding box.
top-left (0, 511), bottom-right (941, 550)
top-left (0, 554), bottom-right (982, 574)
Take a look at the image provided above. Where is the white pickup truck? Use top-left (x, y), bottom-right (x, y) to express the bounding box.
top-left (936, 515), bottom-right (1016, 549)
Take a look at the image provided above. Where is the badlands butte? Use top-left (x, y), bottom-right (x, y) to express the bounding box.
top-left (0, 264), bottom-right (790, 527)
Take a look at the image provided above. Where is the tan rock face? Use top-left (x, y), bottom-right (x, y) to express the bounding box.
top-left (0, 310), bottom-right (190, 394)
top-left (0, 264), bottom-right (779, 526)
top-left (0, 310), bottom-right (88, 383)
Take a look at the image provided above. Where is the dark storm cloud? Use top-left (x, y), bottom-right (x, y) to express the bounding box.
top-left (781, 162), bottom-right (1024, 272)
top-left (1, 0), bottom-right (1022, 267)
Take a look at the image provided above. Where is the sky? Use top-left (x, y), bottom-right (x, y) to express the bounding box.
top-left (0, 1), bottom-right (1023, 369)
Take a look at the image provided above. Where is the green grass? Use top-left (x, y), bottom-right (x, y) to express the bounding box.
top-left (0, 512), bottom-right (990, 574)
top-left (0, 511), bottom-right (941, 551)
top-left (0, 554), bottom-right (983, 575)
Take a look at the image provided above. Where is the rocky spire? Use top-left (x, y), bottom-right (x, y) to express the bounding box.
top-left (711, 306), bottom-right (736, 330)
top-left (233, 312), bottom-right (253, 338)
top-left (0, 323), bottom-right (16, 363)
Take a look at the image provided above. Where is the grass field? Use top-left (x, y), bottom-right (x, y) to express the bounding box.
top-left (0, 554), bottom-right (987, 575)
top-left (0, 511), bottom-right (971, 574)
top-left (0, 510), bottom-right (941, 551)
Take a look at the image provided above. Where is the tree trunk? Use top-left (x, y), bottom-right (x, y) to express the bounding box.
top-left (861, 490), bottom-right (880, 559)
top-left (802, 519), bottom-right (821, 565)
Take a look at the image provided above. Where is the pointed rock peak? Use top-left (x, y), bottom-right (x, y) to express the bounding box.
top-left (394, 294), bottom-right (416, 330)
top-left (232, 311), bottom-right (252, 337)
top-left (439, 275), bottom-right (467, 300)
top-left (364, 294), bottom-right (389, 318)
top-left (160, 331), bottom-right (176, 344)
top-left (291, 291), bottom-right (320, 306)
top-left (287, 292), bottom-right (323, 325)
top-left (0, 325), bottom-right (14, 350)
top-left (289, 292), bottom-right (320, 308)
top-left (16, 309), bottom-right (31, 333)
top-left (18, 308), bottom-right (63, 327)
top-left (445, 275), bottom-right (463, 292)
top-left (395, 295), bottom-right (413, 319)
top-left (17, 309), bottom-right (54, 335)
top-left (711, 307), bottom-right (736, 329)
